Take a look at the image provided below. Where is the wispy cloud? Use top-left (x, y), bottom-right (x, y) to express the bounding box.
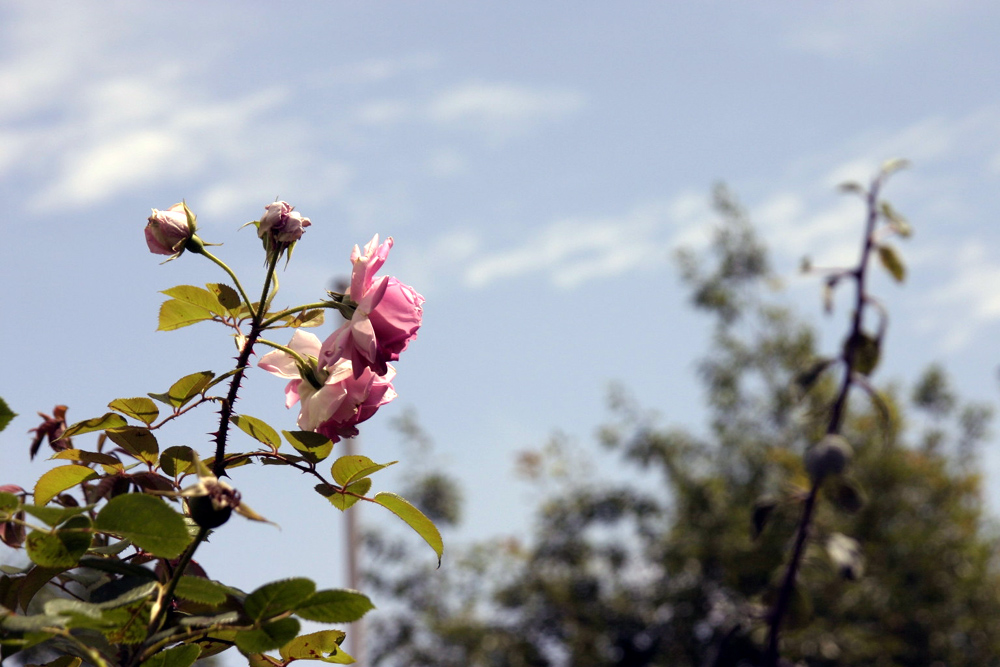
top-left (427, 82), bottom-right (585, 139)
top-left (461, 195), bottom-right (711, 289)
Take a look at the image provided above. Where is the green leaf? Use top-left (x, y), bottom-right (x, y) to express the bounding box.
top-left (92, 579), bottom-right (159, 609)
top-left (280, 629), bottom-right (352, 663)
top-left (26, 516), bottom-right (93, 568)
top-left (22, 504), bottom-right (91, 527)
top-left (324, 478), bottom-right (371, 511)
top-left (108, 397), bottom-right (160, 426)
top-left (295, 589), bottom-right (374, 623)
top-left (877, 244), bottom-right (906, 282)
top-left (0, 492), bottom-right (21, 516)
top-left (751, 498), bottom-right (777, 540)
top-left (244, 578), bottom-right (316, 622)
top-left (828, 477), bottom-right (866, 514)
top-left (140, 643), bottom-right (202, 667)
top-left (330, 455), bottom-right (397, 487)
top-left (230, 415), bottom-right (281, 450)
top-left (284, 430), bottom-right (334, 463)
top-left (880, 201), bottom-right (913, 237)
top-left (161, 285), bottom-right (228, 318)
top-left (94, 494), bottom-right (191, 558)
top-left (207, 282), bottom-right (243, 311)
top-left (78, 556), bottom-right (156, 581)
top-left (105, 427), bottom-right (159, 465)
top-left (51, 449), bottom-right (122, 472)
top-left (40, 657), bottom-right (83, 667)
top-left (160, 445), bottom-right (196, 476)
top-left (174, 576), bottom-right (228, 606)
top-left (846, 332), bottom-right (881, 376)
top-left (234, 617), bottom-right (300, 654)
top-left (149, 371), bottom-right (215, 409)
top-left (283, 309), bottom-right (326, 329)
top-left (34, 465), bottom-right (99, 506)
top-left (157, 299), bottom-right (216, 331)
top-left (0, 397), bottom-right (16, 434)
top-left (62, 413), bottom-right (128, 438)
top-left (372, 492), bottom-right (443, 565)
top-left (1, 613), bottom-right (68, 632)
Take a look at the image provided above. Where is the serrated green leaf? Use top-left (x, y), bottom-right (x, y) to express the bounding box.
top-left (140, 643), bottom-right (202, 667)
top-left (0, 397), bottom-right (15, 434)
top-left (91, 580), bottom-right (159, 609)
top-left (157, 299), bottom-right (216, 331)
top-left (207, 282), bottom-right (242, 311)
top-left (95, 495), bottom-right (191, 558)
top-left (26, 516), bottom-right (93, 568)
top-left (51, 449), bottom-right (123, 472)
top-left (372, 492), bottom-right (443, 565)
top-left (283, 309), bottom-right (326, 329)
top-left (175, 576), bottom-right (228, 605)
top-left (877, 244), bottom-right (906, 282)
top-left (78, 556), bottom-right (156, 580)
top-left (280, 629), bottom-right (352, 663)
top-left (284, 430), bottom-right (334, 463)
top-left (160, 445), bottom-right (196, 477)
top-left (295, 589), bottom-right (374, 623)
top-left (161, 285), bottom-right (228, 318)
top-left (234, 617), bottom-right (300, 654)
top-left (149, 371), bottom-right (215, 409)
top-left (62, 413), bottom-right (128, 438)
top-left (325, 478), bottom-right (371, 511)
top-left (244, 578), bottom-right (315, 622)
top-left (230, 415), bottom-right (281, 450)
top-left (102, 602), bottom-right (150, 644)
top-left (330, 456), bottom-right (397, 486)
top-left (105, 427), bottom-right (159, 465)
top-left (34, 465), bottom-right (99, 506)
top-left (108, 397), bottom-right (160, 426)
top-left (22, 504), bottom-right (92, 527)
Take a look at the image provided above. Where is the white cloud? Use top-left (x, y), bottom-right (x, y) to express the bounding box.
top-left (462, 197), bottom-right (710, 289)
top-left (784, 0), bottom-right (962, 61)
top-left (427, 82), bottom-right (585, 138)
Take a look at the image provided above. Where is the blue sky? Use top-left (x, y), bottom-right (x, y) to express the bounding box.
top-left (3, 0), bottom-right (1000, 652)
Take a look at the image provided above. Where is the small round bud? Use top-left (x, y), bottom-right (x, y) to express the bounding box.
top-left (804, 434), bottom-right (853, 482)
top-left (187, 494), bottom-right (233, 529)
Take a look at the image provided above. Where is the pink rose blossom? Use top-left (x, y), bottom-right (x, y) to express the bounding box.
top-left (145, 203), bottom-right (194, 256)
top-left (259, 201), bottom-right (311, 244)
top-left (259, 330), bottom-right (397, 442)
top-left (321, 234), bottom-right (425, 378)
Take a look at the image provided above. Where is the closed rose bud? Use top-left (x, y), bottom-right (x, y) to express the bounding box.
top-left (145, 202), bottom-right (197, 258)
top-left (258, 201), bottom-right (311, 250)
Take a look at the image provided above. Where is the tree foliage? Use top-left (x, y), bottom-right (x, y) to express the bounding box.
top-left (363, 184), bottom-right (1000, 667)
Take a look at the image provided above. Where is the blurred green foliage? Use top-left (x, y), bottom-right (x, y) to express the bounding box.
top-left (364, 186), bottom-right (1000, 666)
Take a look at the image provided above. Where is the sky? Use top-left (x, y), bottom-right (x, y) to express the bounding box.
top-left (3, 0), bottom-right (1000, 660)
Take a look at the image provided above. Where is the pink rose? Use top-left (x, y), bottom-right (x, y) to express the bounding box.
top-left (259, 201), bottom-right (311, 244)
top-left (321, 234), bottom-right (425, 378)
top-left (259, 331), bottom-right (397, 442)
top-left (145, 203), bottom-right (195, 256)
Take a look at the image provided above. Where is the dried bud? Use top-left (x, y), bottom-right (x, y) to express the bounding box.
top-left (805, 434), bottom-right (853, 482)
top-left (259, 201), bottom-right (311, 248)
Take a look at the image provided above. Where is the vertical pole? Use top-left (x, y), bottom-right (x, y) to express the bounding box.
top-left (344, 436), bottom-right (365, 665)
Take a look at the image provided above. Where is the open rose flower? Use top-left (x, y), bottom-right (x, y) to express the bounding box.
top-left (321, 234), bottom-right (424, 378)
top-left (259, 330), bottom-right (397, 442)
top-left (145, 202), bottom-right (197, 258)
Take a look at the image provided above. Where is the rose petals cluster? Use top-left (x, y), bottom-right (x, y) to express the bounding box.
top-left (259, 234), bottom-right (422, 442)
top-left (259, 331), bottom-right (397, 443)
top-left (145, 203), bottom-right (197, 258)
top-left (321, 235), bottom-right (425, 378)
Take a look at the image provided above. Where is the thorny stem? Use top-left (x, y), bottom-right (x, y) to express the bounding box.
top-left (212, 253), bottom-right (279, 478)
top-left (764, 174), bottom-right (885, 666)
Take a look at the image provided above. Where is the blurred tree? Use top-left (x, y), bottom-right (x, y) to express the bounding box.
top-left (362, 186), bottom-right (1000, 667)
